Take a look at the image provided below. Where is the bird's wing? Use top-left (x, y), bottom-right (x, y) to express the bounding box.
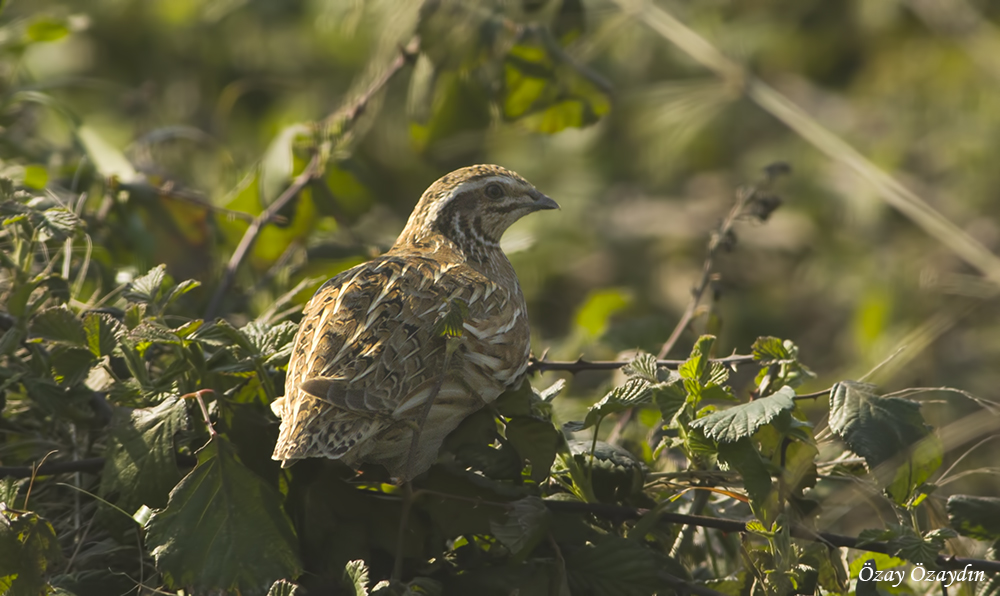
top-left (271, 254), bottom-right (527, 465)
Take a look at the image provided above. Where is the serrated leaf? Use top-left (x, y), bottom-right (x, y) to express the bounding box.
top-left (947, 495), bottom-right (1000, 541)
top-left (565, 537), bottom-right (665, 596)
top-left (490, 496), bottom-right (550, 558)
top-left (752, 336), bottom-right (791, 364)
top-left (30, 305), bottom-right (85, 345)
top-left (575, 378), bottom-right (652, 431)
top-left (689, 386), bottom-right (796, 443)
top-left (0, 509), bottom-right (63, 596)
top-left (622, 352), bottom-right (659, 383)
top-left (101, 396), bottom-right (187, 513)
top-left (39, 207), bottom-right (81, 241)
top-left (83, 312), bottom-right (125, 358)
top-left (341, 560), bottom-right (368, 596)
top-left (268, 579), bottom-right (302, 596)
top-left (50, 344), bottom-right (94, 385)
top-left (124, 265), bottom-right (167, 305)
top-left (146, 436), bottom-right (302, 592)
top-left (829, 381), bottom-right (941, 504)
top-left (505, 416), bottom-right (560, 483)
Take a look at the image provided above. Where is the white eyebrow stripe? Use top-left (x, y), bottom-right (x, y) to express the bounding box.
top-left (424, 175), bottom-right (513, 223)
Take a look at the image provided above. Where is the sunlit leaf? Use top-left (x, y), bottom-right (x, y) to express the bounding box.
top-left (83, 312), bottom-right (125, 358)
top-left (26, 17), bottom-right (69, 42)
top-left (689, 386), bottom-right (796, 443)
top-left (76, 125), bottom-right (139, 183)
top-left (341, 560), bottom-right (368, 596)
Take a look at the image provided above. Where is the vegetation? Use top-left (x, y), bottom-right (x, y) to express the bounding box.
top-left (2, 0), bottom-right (1000, 595)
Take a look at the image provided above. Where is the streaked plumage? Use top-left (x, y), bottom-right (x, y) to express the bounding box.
top-left (271, 164), bottom-right (558, 479)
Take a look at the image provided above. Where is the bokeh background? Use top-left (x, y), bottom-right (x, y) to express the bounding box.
top-left (8, 0), bottom-right (1000, 526)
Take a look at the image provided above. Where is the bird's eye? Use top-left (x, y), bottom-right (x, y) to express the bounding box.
top-left (485, 183), bottom-right (504, 199)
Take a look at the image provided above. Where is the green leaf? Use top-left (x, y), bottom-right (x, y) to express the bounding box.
top-left (30, 305), bottom-right (85, 345)
top-left (268, 579), bottom-right (302, 596)
top-left (21, 165), bottom-right (47, 190)
top-left (146, 436), bottom-right (302, 592)
top-left (947, 495), bottom-right (1000, 541)
top-left (0, 509), bottom-right (63, 596)
top-left (83, 313), bottom-right (125, 358)
top-left (76, 125), bottom-right (139, 183)
top-left (39, 208), bottom-right (81, 241)
top-left (828, 381), bottom-right (941, 504)
top-left (505, 416), bottom-right (560, 483)
top-left (101, 396), bottom-right (187, 512)
top-left (718, 438), bottom-right (772, 511)
top-left (574, 289), bottom-right (630, 338)
top-left (689, 387), bottom-right (796, 443)
top-left (260, 123), bottom-right (309, 203)
top-left (752, 336), bottom-right (792, 364)
top-left (489, 496), bottom-right (551, 558)
top-left (565, 537), bottom-right (665, 596)
top-left (570, 378), bottom-right (653, 432)
top-left (124, 264), bottom-right (167, 305)
top-left (50, 345), bottom-right (94, 386)
top-left (26, 17), bottom-right (69, 42)
top-left (340, 560), bottom-right (368, 596)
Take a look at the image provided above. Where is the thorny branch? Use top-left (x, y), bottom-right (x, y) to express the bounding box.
top-left (204, 38), bottom-right (420, 319)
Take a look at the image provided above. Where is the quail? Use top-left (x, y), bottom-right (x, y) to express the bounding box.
top-left (271, 164), bottom-right (558, 480)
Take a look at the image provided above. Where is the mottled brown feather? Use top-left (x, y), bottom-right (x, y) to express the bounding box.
top-left (271, 165), bottom-right (556, 479)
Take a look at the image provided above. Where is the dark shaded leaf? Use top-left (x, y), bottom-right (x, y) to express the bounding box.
top-left (505, 416), bottom-right (560, 483)
top-left (689, 386), bottom-right (796, 443)
top-left (101, 396), bottom-right (187, 512)
top-left (490, 496), bottom-right (550, 558)
top-left (0, 508), bottom-right (63, 596)
top-left (145, 436), bottom-right (302, 592)
top-left (717, 438), bottom-right (772, 509)
top-left (565, 537), bottom-right (665, 596)
top-left (828, 381), bottom-right (941, 504)
top-left (947, 495), bottom-right (1000, 541)
top-left (30, 305), bottom-right (85, 345)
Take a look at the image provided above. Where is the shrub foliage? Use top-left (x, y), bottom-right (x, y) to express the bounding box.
top-left (0, 2), bottom-right (998, 596)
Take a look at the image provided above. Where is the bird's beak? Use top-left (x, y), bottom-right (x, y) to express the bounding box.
top-left (529, 189), bottom-right (560, 211)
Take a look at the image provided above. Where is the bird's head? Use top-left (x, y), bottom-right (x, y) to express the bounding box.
top-left (396, 164), bottom-right (558, 255)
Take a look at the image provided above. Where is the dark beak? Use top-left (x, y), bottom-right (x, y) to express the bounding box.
top-left (529, 189), bottom-right (560, 211)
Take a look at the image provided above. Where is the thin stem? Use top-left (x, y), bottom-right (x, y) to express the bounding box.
top-left (528, 353), bottom-right (755, 375)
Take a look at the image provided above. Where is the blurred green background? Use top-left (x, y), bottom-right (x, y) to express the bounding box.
top-left (7, 0), bottom-right (1000, 511)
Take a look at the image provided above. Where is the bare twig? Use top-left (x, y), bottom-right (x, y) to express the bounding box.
top-left (204, 38), bottom-right (420, 319)
top-left (527, 353), bottom-right (755, 375)
top-left (656, 169), bottom-right (785, 359)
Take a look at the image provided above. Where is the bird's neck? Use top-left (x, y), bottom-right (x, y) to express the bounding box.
top-left (390, 232), bottom-right (517, 286)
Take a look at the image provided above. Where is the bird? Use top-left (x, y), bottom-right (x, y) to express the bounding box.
top-left (270, 164), bottom-right (558, 480)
